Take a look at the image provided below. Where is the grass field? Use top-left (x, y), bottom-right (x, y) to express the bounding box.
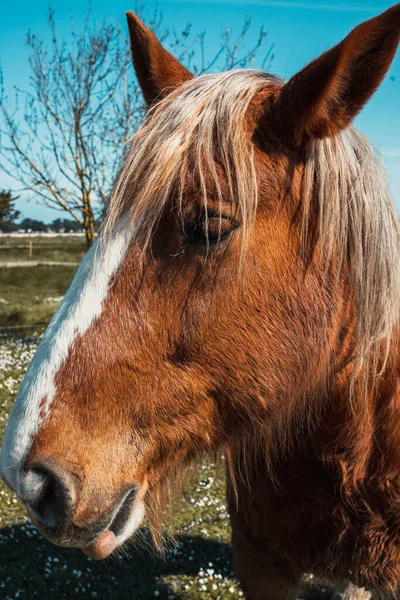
top-left (0, 235), bottom-right (338, 599)
top-left (0, 234), bottom-right (86, 264)
top-left (0, 265), bottom-right (77, 327)
top-left (0, 235), bottom-right (84, 328)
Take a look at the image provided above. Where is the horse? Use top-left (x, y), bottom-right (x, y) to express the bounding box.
top-left (1, 5), bottom-right (400, 599)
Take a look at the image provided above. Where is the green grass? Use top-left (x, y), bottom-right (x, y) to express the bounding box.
top-left (0, 235), bottom-right (338, 599)
top-left (0, 235), bottom-right (86, 263)
top-left (0, 264), bottom-right (77, 327)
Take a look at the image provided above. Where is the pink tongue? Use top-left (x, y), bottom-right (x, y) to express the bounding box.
top-left (82, 530), bottom-right (116, 560)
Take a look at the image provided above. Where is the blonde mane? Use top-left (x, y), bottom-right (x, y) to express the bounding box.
top-left (303, 128), bottom-right (400, 380)
top-left (104, 69), bottom-right (400, 383)
top-left (104, 70), bottom-right (276, 248)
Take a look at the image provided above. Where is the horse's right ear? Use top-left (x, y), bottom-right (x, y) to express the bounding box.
top-left (126, 12), bottom-right (194, 107)
top-left (268, 3), bottom-right (400, 147)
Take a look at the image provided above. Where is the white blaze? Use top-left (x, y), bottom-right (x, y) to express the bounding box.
top-left (0, 224), bottom-right (132, 494)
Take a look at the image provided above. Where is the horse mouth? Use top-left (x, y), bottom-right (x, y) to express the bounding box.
top-left (109, 487), bottom-right (138, 536)
top-left (82, 485), bottom-right (146, 560)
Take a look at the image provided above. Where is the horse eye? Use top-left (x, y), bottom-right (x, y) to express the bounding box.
top-left (184, 217), bottom-right (236, 247)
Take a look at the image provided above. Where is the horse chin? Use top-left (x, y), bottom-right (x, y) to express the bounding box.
top-left (82, 530), bottom-right (118, 560)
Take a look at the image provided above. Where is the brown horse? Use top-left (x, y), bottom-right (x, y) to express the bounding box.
top-left (1, 5), bottom-right (400, 599)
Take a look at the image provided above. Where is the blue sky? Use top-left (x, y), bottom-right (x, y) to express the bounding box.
top-left (0, 0), bottom-right (399, 220)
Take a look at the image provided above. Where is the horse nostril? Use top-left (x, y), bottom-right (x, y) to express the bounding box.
top-left (21, 459), bottom-right (76, 530)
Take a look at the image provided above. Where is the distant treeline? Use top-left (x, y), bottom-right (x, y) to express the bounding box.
top-left (0, 217), bottom-right (85, 234)
top-left (0, 190), bottom-right (85, 233)
top-left (0, 191), bottom-right (89, 233)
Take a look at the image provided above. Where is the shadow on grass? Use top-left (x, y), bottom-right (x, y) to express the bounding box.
top-left (0, 522), bottom-right (340, 600)
top-left (0, 521), bottom-right (234, 599)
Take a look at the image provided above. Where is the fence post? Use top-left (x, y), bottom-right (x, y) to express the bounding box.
top-left (29, 240), bottom-right (33, 258)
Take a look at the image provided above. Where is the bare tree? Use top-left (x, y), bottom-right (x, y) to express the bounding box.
top-left (0, 5), bottom-right (273, 247)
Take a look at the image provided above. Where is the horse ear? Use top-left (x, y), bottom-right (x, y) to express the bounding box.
top-left (271, 4), bottom-right (400, 146)
top-left (126, 12), bottom-right (194, 107)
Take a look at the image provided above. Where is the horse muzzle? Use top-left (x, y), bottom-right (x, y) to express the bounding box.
top-left (2, 456), bottom-right (145, 559)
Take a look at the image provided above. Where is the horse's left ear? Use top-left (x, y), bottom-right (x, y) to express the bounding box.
top-left (271, 3), bottom-right (400, 146)
top-left (126, 12), bottom-right (194, 107)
